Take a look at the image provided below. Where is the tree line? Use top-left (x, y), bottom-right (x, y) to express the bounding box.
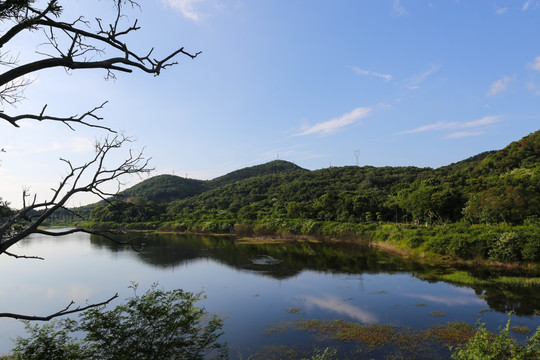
top-left (78, 131), bottom-right (540, 262)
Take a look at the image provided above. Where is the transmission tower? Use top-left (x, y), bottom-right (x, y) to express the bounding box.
top-left (354, 150), bottom-right (360, 166)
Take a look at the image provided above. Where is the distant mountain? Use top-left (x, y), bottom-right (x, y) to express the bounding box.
top-left (73, 129), bottom-right (539, 227)
top-left (116, 160), bottom-right (305, 204)
top-left (207, 160), bottom-right (306, 189)
top-left (119, 175), bottom-right (207, 203)
top-left (107, 130), bottom-right (540, 206)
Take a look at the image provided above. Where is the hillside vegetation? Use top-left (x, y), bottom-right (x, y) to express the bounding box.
top-left (80, 130), bottom-right (540, 263)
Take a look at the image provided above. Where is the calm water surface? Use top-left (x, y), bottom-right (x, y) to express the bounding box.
top-left (0, 232), bottom-right (537, 358)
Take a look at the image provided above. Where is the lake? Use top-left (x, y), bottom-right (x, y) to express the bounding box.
top-left (0, 232), bottom-right (538, 358)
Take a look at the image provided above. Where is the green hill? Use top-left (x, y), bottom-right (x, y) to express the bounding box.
top-left (473, 130), bottom-right (540, 175)
top-left (119, 175), bottom-right (207, 204)
top-left (84, 129), bottom-right (539, 228)
top-left (114, 160), bottom-right (305, 204)
top-left (207, 160), bottom-right (306, 188)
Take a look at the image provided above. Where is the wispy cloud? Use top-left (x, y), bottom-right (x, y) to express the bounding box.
top-left (351, 66), bottom-right (392, 82)
top-left (393, 0), bottom-right (407, 16)
top-left (526, 82), bottom-right (540, 96)
top-left (12, 138), bottom-right (95, 155)
top-left (404, 64), bottom-right (441, 90)
top-left (445, 131), bottom-right (484, 139)
top-left (495, 7), bottom-right (508, 15)
top-left (487, 74), bottom-right (516, 96)
top-left (400, 115), bottom-right (502, 136)
top-left (531, 56), bottom-right (540, 72)
top-left (161, 0), bottom-right (209, 21)
top-left (295, 107), bottom-right (372, 136)
top-left (523, 0), bottom-right (533, 10)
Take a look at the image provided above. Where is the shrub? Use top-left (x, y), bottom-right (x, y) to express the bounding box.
top-left (301, 220), bottom-right (322, 236)
top-left (234, 223), bottom-right (254, 236)
top-left (12, 284), bottom-right (227, 360)
top-left (488, 232), bottom-right (522, 262)
top-left (253, 223), bottom-right (276, 236)
top-left (451, 315), bottom-right (539, 360)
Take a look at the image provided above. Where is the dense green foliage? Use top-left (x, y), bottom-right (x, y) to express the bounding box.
top-left (451, 315), bottom-right (539, 360)
top-left (120, 175), bottom-right (207, 203)
top-left (81, 131), bottom-right (540, 262)
top-left (11, 284), bottom-right (227, 360)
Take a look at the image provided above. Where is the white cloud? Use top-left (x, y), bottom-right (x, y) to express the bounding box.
top-left (393, 0), bottom-right (407, 16)
top-left (526, 82), bottom-right (540, 96)
top-left (522, 0), bottom-right (540, 10)
top-left (404, 64), bottom-right (441, 90)
top-left (495, 7), bottom-right (508, 15)
top-left (295, 107), bottom-right (372, 136)
top-left (445, 131), bottom-right (484, 139)
top-left (351, 66), bottom-right (392, 82)
top-left (400, 115), bottom-right (502, 135)
top-left (487, 74), bottom-right (516, 96)
top-left (161, 0), bottom-right (208, 21)
top-left (530, 56), bottom-right (540, 72)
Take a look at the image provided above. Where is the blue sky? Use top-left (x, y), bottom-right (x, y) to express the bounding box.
top-left (1, 0), bottom-right (540, 207)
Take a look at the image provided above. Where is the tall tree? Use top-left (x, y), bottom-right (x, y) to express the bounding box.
top-left (0, 0), bottom-right (199, 320)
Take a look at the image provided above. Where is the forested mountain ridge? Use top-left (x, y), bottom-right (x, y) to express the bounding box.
top-left (86, 130), bottom-right (539, 228)
top-left (120, 175), bottom-right (207, 203)
top-left (207, 160), bottom-right (306, 189)
top-left (472, 130), bottom-right (540, 175)
top-left (116, 160), bottom-right (305, 204)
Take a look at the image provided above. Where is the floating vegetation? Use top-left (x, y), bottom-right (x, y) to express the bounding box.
top-left (430, 311), bottom-right (446, 317)
top-left (511, 325), bottom-right (531, 334)
top-left (264, 319), bottom-right (479, 359)
top-left (415, 303), bottom-right (428, 307)
top-left (372, 290), bottom-right (388, 295)
top-left (287, 307), bottom-right (302, 314)
top-left (425, 322), bottom-right (476, 345)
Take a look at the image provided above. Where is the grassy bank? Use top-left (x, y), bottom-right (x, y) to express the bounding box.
top-left (80, 219), bottom-right (540, 264)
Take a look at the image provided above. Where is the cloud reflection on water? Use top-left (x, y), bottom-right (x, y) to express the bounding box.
top-left (303, 295), bottom-right (377, 323)
top-left (404, 293), bottom-right (485, 307)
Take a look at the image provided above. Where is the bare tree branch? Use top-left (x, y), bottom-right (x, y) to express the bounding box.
top-left (0, 134), bottom-right (151, 255)
top-left (0, 293), bottom-right (118, 321)
top-left (0, 0), bottom-right (201, 128)
top-left (0, 0), bottom-right (196, 323)
top-left (0, 101), bottom-right (113, 130)
top-left (34, 227), bottom-right (147, 252)
top-left (4, 251), bottom-right (44, 260)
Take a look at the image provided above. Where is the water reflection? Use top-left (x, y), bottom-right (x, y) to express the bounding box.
top-left (88, 233), bottom-right (540, 316)
top-left (403, 292), bottom-right (485, 307)
top-left (304, 295), bottom-right (378, 323)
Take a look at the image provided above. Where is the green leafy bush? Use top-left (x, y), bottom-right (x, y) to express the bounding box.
top-left (12, 284), bottom-right (227, 360)
top-left (451, 316), bottom-right (539, 360)
top-left (489, 232), bottom-right (522, 262)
